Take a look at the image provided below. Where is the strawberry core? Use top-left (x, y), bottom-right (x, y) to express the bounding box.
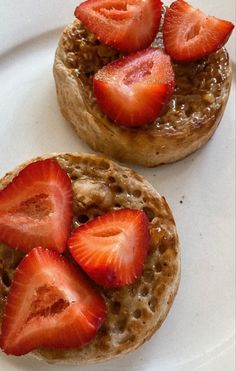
top-left (97, 1), bottom-right (128, 12)
top-left (186, 21), bottom-right (202, 41)
top-left (13, 194), bottom-right (52, 219)
top-left (26, 285), bottom-right (69, 321)
top-left (123, 60), bottom-right (153, 85)
top-left (92, 227), bottom-right (122, 237)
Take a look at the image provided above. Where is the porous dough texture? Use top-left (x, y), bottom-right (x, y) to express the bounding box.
top-left (53, 20), bottom-right (232, 167)
top-left (0, 153), bottom-right (180, 364)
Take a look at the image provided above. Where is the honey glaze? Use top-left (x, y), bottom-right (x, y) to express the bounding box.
top-left (62, 21), bottom-right (230, 135)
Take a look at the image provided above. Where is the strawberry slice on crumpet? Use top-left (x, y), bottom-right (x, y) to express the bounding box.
top-left (0, 247), bottom-right (107, 355)
top-left (0, 159), bottom-right (73, 253)
top-left (75, 0), bottom-right (163, 53)
top-left (93, 48), bottom-right (174, 127)
top-left (68, 209), bottom-right (150, 288)
top-left (163, 0), bottom-right (234, 62)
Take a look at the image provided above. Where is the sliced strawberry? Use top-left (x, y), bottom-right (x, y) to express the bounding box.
top-left (75, 0), bottom-right (162, 53)
top-left (68, 209), bottom-right (150, 288)
top-left (163, 0), bottom-right (234, 62)
top-left (0, 159), bottom-right (73, 253)
top-left (0, 247), bottom-right (107, 355)
top-left (93, 48), bottom-right (174, 127)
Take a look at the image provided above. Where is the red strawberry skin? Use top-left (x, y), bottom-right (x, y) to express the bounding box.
top-left (68, 209), bottom-right (150, 288)
top-left (0, 247), bottom-right (107, 355)
top-left (93, 48), bottom-right (174, 127)
top-left (0, 159), bottom-right (73, 253)
top-left (163, 0), bottom-right (234, 62)
top-left (75, 0), bottom-right (162, 53)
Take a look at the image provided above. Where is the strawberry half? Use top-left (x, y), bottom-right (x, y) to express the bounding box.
top-left (68, 209), bottom-right (150, 288)
top-left (93, 48), bottom-right (174, 127)
top-left (0, 247), bottom-right (107, 355)
top-left (75, 0), bottom-right (162, 53)
top-left (163, 0), bottom-right (234, 62)
top-left (0, 159), bottom-right (73, 253)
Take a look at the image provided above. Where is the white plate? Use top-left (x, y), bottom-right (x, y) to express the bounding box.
top-left (0, 1), bottom-right (235, 370)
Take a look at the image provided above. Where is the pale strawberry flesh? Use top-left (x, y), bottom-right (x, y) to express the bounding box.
top-left (0, 247), bottom-right (107, 355)
top-left (93, 48), bottom-right (174, 127)
top-left (68, 209), bottom-right (150, 288)
top-left (163, 0), bottom-right (234, 62)
top-left (75, 0), bottom-right (163, 53)
top-left (0, 159), bottom-right (73, 253)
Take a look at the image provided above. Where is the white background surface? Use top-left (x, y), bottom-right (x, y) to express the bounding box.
top-left (0, 1), bottom-right (235, 370)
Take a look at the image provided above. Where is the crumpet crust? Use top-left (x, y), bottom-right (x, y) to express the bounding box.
top-left (53, 21), bottom-right (232, 167)
top-left (0, 153), bottom-right (180, 364)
